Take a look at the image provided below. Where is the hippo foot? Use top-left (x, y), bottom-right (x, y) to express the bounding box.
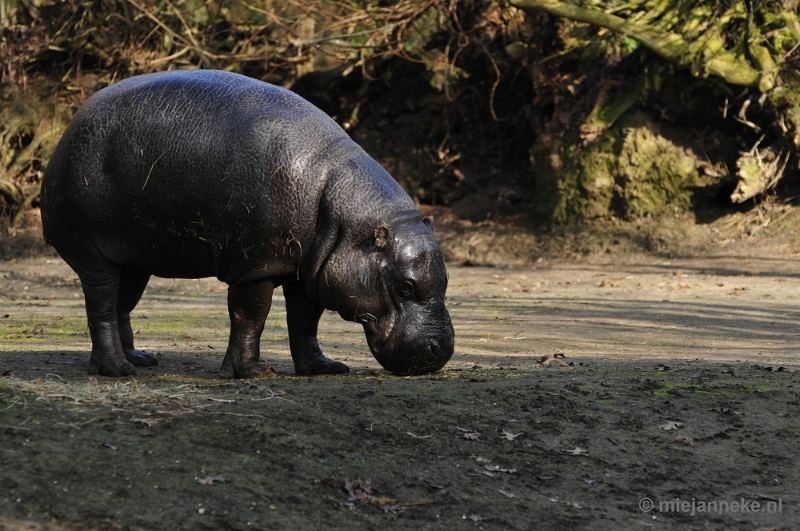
top-left (219, 360), bottom-right (277, 379)
top-left (124, 348), bottom-right (159, 367)
top-left (294, 355), bottom-right (349, 376)
top-left (88, 355), bottom-right (136, 377)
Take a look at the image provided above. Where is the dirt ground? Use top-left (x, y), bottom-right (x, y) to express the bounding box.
top-left (1, 228), bottom-right (800, 530)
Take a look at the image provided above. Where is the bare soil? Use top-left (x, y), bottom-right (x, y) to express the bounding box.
top-left (1, 222), bottom-right (800, 530)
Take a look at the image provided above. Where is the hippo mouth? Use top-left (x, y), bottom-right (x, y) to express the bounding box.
top-left (361, 318), bottom-right (393, 356)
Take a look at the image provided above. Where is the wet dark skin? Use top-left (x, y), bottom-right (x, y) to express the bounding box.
top-left (41, 70), bottom-right (454, 378)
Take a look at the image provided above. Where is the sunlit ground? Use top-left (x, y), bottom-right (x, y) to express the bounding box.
top-left (2, 255), bottom-right (799, 379)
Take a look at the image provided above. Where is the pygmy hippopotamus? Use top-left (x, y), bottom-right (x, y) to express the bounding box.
top-left (41, 70), bottom-right (454, 378)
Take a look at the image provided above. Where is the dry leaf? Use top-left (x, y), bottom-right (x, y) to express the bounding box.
top-left (131, 417), bottom-right (159, 428)
top-left (659, 421), bottom-right (684, 431)
top-left (196, 476), bottom-right (227, 485)
top-left (458, 427), bottom-right (480, 440)
top-left (371, 496), bottom-right (397, 508)
top-left (498, 489), bottom-right (517, 498)
top-left (343, 478), bottom-right (390, 503)
top-left (344, 479), bottom-right (372, 503)
top-left (340, 478), bottom-right (419, 512)
top-left (500, 430), bottom-right (522, 440)
top-left (539, 353), bottom-right (568, 366)
top-left (675, 436), bottom-right (695, 446)
top-left (565, 447), bottom-right (589, 456)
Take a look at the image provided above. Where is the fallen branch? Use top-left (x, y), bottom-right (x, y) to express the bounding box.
top-left (0, 179), bottom-right (23, 204)
top-left (509, 0), bottom-right (771, 91)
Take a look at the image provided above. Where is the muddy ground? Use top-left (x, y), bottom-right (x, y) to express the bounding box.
top-left (1, 235), bottom-right (800, 530)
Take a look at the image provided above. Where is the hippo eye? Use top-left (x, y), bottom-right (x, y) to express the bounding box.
top-left (399, 279), bottom-right (415, 298)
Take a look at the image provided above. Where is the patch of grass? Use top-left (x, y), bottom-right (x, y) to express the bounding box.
top-left (645, 380), bottom-right (776, 398)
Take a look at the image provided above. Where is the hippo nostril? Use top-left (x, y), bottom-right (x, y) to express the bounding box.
top-left (430, 338), bottom-right (440, 355)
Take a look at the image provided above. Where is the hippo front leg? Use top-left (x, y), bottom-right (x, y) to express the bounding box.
top-left (283, 281), bottom-right (349, 375)
top-left (219, 280), bottom-right (276, 379)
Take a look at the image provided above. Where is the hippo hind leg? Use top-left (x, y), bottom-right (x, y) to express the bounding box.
top-left (219, 279), bottom-right (277, 379)
top-left (283, 281), bottom-right (349, 375)
top-left (75, 266), bottom-right (136, 377)
top-left (116, 268), bottom-right (158, 367)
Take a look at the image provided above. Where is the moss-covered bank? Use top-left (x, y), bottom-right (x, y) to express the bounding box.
top-left (533, 110), bottom-right (713, 223)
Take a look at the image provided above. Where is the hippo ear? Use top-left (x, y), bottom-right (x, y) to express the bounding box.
top-left (422, 216), bottom-right (434, 232)
top-left (374, 226), bottom-right (392, 249)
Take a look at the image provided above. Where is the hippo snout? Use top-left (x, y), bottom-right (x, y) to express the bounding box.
top-left (368, 311), bottom-right (454, 376)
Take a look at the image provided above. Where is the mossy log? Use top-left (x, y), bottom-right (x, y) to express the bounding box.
top-left (580, 79), bottom-right (646, 142)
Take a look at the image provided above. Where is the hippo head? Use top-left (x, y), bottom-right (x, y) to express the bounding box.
top-left (315, 217), bottom-right (455, 375)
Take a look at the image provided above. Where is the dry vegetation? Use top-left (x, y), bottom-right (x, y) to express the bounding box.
top-left (2, 0), bottom-right (800, 248)
top-left (1, 0), bottom-right (534, 226)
